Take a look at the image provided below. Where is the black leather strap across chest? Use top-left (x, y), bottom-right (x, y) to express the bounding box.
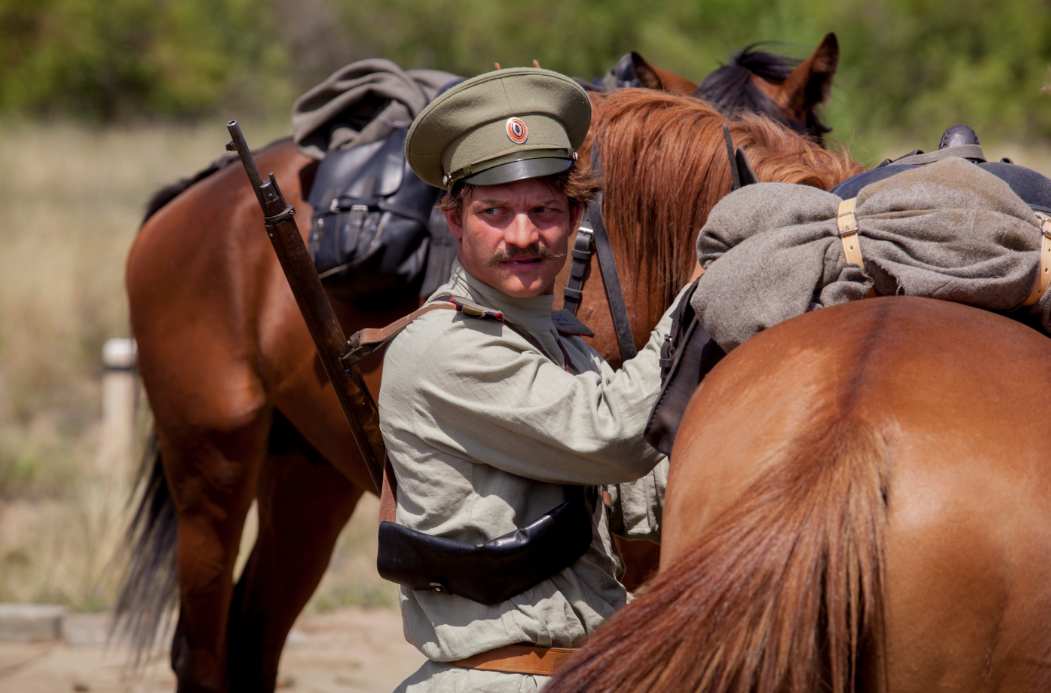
top-left (561, 142), bottom-right (638, 361)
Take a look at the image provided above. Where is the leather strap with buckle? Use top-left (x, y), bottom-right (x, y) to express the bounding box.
top-left (448, 644), bottom-right (579, 676)
top-left (837, 197), bottom-right (864, 267)
top-left (1024, 211), bottom-right (1051, 306)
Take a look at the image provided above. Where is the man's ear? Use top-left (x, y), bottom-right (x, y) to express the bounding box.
top-left (443, 199), bottom-right (464, 240)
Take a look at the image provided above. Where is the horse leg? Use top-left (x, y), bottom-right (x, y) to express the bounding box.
top-left (158, 408), bottom-right (270, 693)
top-left (225, 415), bottom-right (363, 692)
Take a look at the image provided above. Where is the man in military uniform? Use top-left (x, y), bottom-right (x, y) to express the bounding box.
top-left (379, 67), bottom-right (695, 692)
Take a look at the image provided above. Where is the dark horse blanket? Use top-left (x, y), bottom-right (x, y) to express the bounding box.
top-left (691, 157), bottom-right (1051, 351)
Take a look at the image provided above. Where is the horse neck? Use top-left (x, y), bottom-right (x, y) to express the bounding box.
top-left (576, 135), bottom-right (673, 335)
top-left (590, 90), bottom-right (865, 314)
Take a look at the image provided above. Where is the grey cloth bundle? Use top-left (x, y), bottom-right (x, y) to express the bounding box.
top-left (291, 59), bottom-right (459, 160)
top-left (691, 157), bottom-right (1051, 351)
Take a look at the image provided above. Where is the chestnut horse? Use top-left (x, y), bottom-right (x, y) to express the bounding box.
top-left (546, 296), bottom-right (1051, 693)
top-left (119, 60), bottom-right (861, 693)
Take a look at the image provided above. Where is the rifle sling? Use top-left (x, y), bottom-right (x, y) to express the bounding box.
top-left (345, 295), bottom-right (578, 373)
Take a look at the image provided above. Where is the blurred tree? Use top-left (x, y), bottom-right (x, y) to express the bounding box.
top-left (3, 0), bottom-right (1051, 147)
top-left (0, 0), bottom-right (290, 119)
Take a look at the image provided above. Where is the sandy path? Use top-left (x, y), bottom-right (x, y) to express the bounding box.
top-left (0, 607), bottom-right (424, 693)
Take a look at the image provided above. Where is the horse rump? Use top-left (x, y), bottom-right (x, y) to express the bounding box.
top-left (545, 420), bottom-right (889, 693)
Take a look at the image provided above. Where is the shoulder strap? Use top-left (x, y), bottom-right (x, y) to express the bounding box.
top-left (344, 299), bottom-right (459, 366)
top-left (379, 453), bottom-right (398, 524)
top-left (344, 294), bottom-right (578, 374)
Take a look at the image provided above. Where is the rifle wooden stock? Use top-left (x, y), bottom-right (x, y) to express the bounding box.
top-left (225, 120), bottom-right (384, 494)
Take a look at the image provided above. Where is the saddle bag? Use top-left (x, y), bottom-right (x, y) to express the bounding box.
top-left (378, 475), bottom-right (595, 605)
top-left (307, 127), bottom-right (453, 305)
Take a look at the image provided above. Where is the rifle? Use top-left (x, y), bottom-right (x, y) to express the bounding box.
top-left (225, 120), bottom-right (384, 494)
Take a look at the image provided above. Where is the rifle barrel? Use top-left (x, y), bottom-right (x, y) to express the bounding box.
top-left (225, 120), bottom-right (385, 494)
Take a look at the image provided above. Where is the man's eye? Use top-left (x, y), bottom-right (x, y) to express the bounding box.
top-left (484, 207), bottom-right (502, 215)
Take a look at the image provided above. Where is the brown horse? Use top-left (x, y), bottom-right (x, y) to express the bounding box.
top-left (546, 296), bottom-right (1051, 693)
top-left (119, 77), bottom-right (862, 693)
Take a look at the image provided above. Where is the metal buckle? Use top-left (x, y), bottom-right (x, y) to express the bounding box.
top-left (347, 203), bottom-right (369, 230)
top-left (577, 226), bottom-right (594, 237)
top-left (1037, 212), bottom-right (1051, 239)
top-left (837, 209), bottom-right (859, 237)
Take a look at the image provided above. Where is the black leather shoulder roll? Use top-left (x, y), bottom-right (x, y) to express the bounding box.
top-left (377, 485), bottom-right (593, 605)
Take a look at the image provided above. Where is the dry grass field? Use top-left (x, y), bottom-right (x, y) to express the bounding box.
top-left (0, 118), bottom-right (397, 614)
top-left (1, 118), bottom-right (1050, 616)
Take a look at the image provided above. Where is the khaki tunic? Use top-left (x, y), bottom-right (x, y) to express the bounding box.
top-left (379, 261), bottom-right (677, 692)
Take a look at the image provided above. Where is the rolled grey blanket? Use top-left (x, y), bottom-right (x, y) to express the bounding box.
top-left (691, 157), bottom-right (1051, 351)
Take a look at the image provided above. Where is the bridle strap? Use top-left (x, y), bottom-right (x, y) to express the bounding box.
top-left (724, 124), bottom-right (742, 191)
top-left (561, 141), bottom-right (638, 362)
top-left (561, 226), bottom-right (593, 316)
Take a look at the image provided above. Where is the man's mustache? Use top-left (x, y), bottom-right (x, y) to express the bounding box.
top-left (485, 243), bottom-right (565, 266)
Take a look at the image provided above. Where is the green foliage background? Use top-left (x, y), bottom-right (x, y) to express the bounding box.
top-left (3, 0), bottom-right (1051, 149)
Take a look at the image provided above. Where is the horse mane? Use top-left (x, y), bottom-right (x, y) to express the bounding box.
top-left (696, 43), bottom-right (832, 137)
top-left (141, 154), bottom-right (236, 225)
top-left (591, 89), bottom-right (865, 309)
top-left (545, 411), bottom-right (890, 693)
top-left (140, 138), bottom-right (293, 226)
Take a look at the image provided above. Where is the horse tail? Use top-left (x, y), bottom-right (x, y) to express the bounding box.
top-left (547, 420), bottom-right (889, 693)
top-left (112, 430), bottom-right (179, 665)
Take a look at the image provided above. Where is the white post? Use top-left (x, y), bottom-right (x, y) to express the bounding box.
top-left (98, 338), bottom-right (137, 476)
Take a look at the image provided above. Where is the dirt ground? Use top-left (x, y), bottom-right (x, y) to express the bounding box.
top-left (0, 607), bottom-right (424, 693)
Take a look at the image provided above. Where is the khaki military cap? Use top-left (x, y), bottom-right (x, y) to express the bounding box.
top-left (405, 67), bottom-right (591, 190)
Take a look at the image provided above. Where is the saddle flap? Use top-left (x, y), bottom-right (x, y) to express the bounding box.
top-left (343, 128), bottom-right (408, 199)
top-left (308, 129), bottom-right (409, 212)
top-left (308, 138), bottom-right (384, 210)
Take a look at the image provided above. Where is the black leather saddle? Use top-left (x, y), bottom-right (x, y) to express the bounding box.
top-left (306, 127), bottom-right (456, 307)
top-left (831, 124), bottom-right (1051, 214)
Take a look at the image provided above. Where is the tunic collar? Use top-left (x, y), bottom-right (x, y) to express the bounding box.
top-left (441, 260), bottom-right (557, 334)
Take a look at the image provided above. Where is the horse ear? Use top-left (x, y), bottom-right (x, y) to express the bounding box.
top-left (630, 51), bottom-right (698, 95)
top-left (778, 32), bottom-right (839, 116)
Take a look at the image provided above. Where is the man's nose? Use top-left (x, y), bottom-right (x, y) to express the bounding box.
top-left (503, 211), bottom-right (540, 248)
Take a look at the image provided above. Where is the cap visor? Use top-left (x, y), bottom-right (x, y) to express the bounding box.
top-left (463, 157), bottom-right (573, 186)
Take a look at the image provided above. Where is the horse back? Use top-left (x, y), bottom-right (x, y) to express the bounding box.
top-left (667, 296), bottom-right (1051, 692)
top-left (126, 139), bottom-right (316, 422)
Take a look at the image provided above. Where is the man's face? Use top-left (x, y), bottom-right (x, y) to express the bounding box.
top-left (444, 178), bottom-right (582, 298)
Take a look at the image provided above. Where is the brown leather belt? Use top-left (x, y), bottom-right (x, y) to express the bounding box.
top-left (447, 644), bottom-right (578, 676)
